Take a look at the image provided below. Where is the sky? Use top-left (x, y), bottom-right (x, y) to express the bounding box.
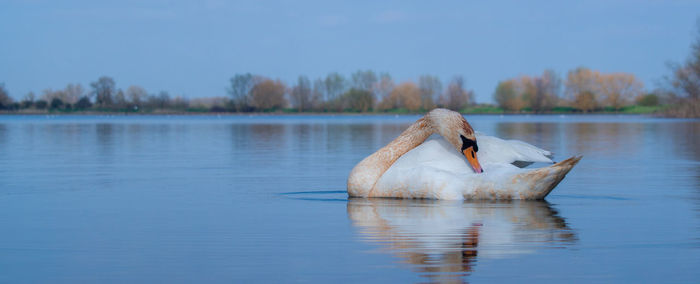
top-left (1, 0), bottom-right (699, 103)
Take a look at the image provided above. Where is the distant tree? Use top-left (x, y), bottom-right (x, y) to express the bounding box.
top-left (566, 67), bottom-right (600, 110)
top-left (170, 96), bottom-right (189, 110)
top-left (228, 73), bottom-right (255, 111)
top-left (532, 70), bottom-right (561, 112)
top-left (191, 97), bottom-right (227, 111)
top-left (21, 92), bottom-right (35, 108)
top-left (566, 68), bottom-right (599, 98)
top-left (90, 76), bottom-right (116, 107)
top-left (250, 79), bottom-right (287, 111)
top-left (40, 89), bottom-right (63, 104)
top-left (574, 90), bottom-right (597, 112)
top-left (351, 70), bottom-right (377, 91)
top-left (418, 75), bottom-right (441, 110)
top-left (668, 64), bottom-right (700, 100)
top-left (311, 79), bottom-right (324, 111)
top-left (35, 100), bottom-right (48, 109)
top-left (666, 19), bottom-right (700, 100)
top-left (126, 85), bottom-right (147, 108)
top-left (374, 73), bottom-right (395, 109)
top-left (50, 98), bottom-right (64, 109)
top-left (597, 73), bottom-right (644, 109)
top-left (467, 89), bottom-right (476, 107)
top-left (114, 89), bottom-right (127, 109)
top-left (37, 84), bottom-right (83, 107)
top-left (636, 93), bottom-right (659, 106)
top-left (514, 72), bottom-right (559, 113)
top-left (0, 83), bottom-right (12, 110)
top-left (63, 83), bottom-right (83, 105)
top-left (145, 95), bottom-right (159, 109)
top-left (382, 82), bottom-right (421, 111)
top-left (324, 72), bottom-right (346, 111)
top-left (494, 80), bottom-right (522, 111)
top-left (563, 67), bottom-right (646, 110)
top-left (518, 76), bottom-right (537, 111)
top-left (340, 88), bottom-right (374, 112)
top-left (74, 96), bottom-right (92, 110)
top-left (159, 91), bottom-right (171, 108)
top-left (443, 76), bottom-right (473, 111)
top-left (662, 19), bottom-right (700, 117)
top-left (290, 76), bottom-right (312, 112)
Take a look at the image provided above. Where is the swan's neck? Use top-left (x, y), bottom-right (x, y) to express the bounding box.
top-left (347, 117), bottom-right (433, 197)
top-left (382, 117), bottom-right (434, 165)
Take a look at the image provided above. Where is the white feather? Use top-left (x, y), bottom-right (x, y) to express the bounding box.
top-left (475, 132), bottom-right (553, 166)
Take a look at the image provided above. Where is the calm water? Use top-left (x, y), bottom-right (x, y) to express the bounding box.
top-left (0, 114), bottom-right (698, 283)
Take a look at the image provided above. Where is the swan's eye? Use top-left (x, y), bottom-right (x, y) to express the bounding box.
top-left (460, 135), bottom-right (478, 152)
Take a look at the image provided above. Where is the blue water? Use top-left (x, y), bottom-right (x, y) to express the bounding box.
top-left (0, 114), bottom-right (698, 283)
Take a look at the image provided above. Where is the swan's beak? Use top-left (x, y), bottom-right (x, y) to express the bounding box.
top-left (463, 147), bottom-right (483, 173)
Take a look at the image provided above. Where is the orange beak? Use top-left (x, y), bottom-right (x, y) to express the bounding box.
top-left (463, 147), bottom-right (483, 173)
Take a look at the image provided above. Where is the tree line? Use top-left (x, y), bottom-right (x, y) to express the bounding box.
top-left (228, 71), bottom-right (475, 113)
top-left (0, 71), bottom-right (478, 113)
top-left (493, 68), bottom-right (652, 113)
top-left (0, 69), bottom-right (667, 114)
top-left (1, 20), bottom-right (698, 116)
top-left (0, 77), bottom-right (214, 112)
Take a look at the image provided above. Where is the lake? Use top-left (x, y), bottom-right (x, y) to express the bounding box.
top-left (0, 114), bottom-right (698, 283)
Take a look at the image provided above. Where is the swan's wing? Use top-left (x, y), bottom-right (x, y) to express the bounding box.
top-left (475, 132), bottom-right (553, 167)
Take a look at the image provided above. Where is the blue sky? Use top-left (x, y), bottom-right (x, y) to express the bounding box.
top-left (1, 0), bottom-right (699, 103)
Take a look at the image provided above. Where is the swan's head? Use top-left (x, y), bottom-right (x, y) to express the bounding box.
top-left (426, 108), bottom-right (483, 173)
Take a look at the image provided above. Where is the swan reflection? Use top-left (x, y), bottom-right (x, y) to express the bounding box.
top-left (347, 199), bottom-right (576, 282)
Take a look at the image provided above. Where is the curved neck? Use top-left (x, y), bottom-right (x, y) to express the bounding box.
top-left (380, 117), bottom-right (434, 167)
top-left (347, 117), bottom-right (434, 197)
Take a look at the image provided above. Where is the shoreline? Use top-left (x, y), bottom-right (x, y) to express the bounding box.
top-left (0, 110), bottom-right (668, 117)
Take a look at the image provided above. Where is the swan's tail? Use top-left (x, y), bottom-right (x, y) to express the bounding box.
top-left (513, 156), bottom-right (582, 200)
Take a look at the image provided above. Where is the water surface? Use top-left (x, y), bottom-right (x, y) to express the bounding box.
top-left (0, 114), bottom-right (698, 283)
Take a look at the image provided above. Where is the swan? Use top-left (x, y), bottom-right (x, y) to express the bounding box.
top-left (347, 108), bottom-right (581, 200)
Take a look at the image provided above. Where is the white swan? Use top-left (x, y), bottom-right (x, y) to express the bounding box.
top-left (347, 108), bottom-right (581, 200)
